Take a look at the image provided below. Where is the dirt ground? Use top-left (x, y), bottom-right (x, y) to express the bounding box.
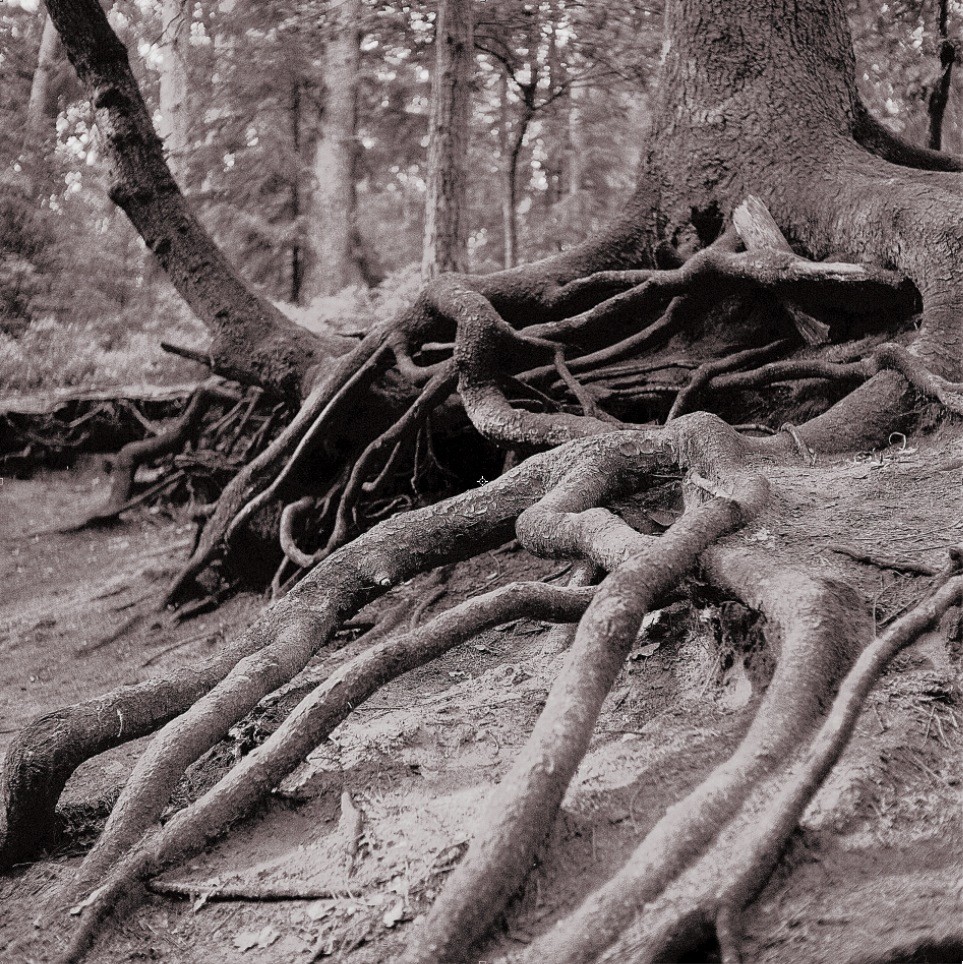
top-left (1, 433), bottom-right (962, 964)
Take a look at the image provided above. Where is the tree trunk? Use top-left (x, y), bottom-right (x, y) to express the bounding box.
top-left (503, 112), bottom-right (530, 269)
top-left (543, 0), bottom-right (563, 211)
top-left (157, 0), bottom-right (191, 179)
top-left (26, 12), bottom-right (61, 137)
top-left (303, 0), bottom-right (368, 300)
top-left (290, 77), bottom-right (306, 305)
top-left (498, 70), bottom-right (516, 269)
top-left (422, 0), bottom-right (474, 280)
top-left (567, 81), bottom-right (585, 198)
top-left (927, 0), bottom-right (954, 150)
top-left (41, 0), bottom-right (348, 401)
top-left (644, 0), bottom-right (963, 378)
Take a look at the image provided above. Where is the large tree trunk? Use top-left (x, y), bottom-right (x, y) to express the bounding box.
top-left (157, 0), bottom-right (191, 178)
top-left (26, 12), bottom-right (61, 137)
top-left (644, 0), bottom-right (963, 379)
top-left (421, 0), bottom-right (474, 279)
top-left (303, 0), bottom-right (368, 299)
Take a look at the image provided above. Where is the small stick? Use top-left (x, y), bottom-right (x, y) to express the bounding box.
top-left (141, 631), bottom-right (219, 668)
top-left (160, 341), bottom-right (214, 367)
top-left (828, 544), bottom-right (938, 576)
top-left (780, 422), bottom-right (816, 465)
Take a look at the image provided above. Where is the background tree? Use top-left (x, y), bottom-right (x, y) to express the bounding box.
top-left (303, 0), bottom-right (377, 297)
top-left (26, 11), bottom-right (62, 138)
top-left (157, 0), bottom-right (191, 176)
top-left (421, 0), bottom-right (473, 278)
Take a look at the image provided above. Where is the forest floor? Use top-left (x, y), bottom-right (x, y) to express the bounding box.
top-left (1, 434), bottom-right (962, 964)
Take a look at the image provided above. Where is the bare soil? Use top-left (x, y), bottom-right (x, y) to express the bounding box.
top-left (1, 436), bottom-right (961, 963)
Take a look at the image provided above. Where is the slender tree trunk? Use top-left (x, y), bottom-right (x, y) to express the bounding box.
top-left (158, 0), bottom-right (191, 179)
top-left (422, 0), bottom-right (474, 280)
top-left (42, 0), bottom-right (348, 400)
top-left (927, 0), bottom-right (954, 150)
top-left (303, 0), bottom-right (367, 300)
top-left (290, 78), bottom-right (306, 305)
top-left (567, 81), bottom-right (585, 199)
top-left (26, 12), bottom-right (61, 137)
top-left (498, 71), bottom-right (516, 269)
top-left (503, 112), bottom-right (531, 270)
top-left (543, 0), bottom-right (563, 211)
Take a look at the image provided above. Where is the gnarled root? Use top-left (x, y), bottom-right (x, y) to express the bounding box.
top-left (10, 194), bottom-right (963, 964)
top-left (54, 580), bottom-right (598, 964)
top-left (79, 380), bottom-right (241, 528)
top-left (510, 545), bottom-right (874, 964)
top-left (588, 560), bottom-right (963, 964)
top-left (19, 438), bottom-right (601, 959)
top-left (400, 416), bottom-right (768, 963)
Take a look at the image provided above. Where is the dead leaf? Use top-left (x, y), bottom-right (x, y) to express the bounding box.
top-left (632, 641), bottom-right (661, 660)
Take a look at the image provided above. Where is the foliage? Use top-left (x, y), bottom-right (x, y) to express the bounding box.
top-left (850, 0), bottom-right (963, 151)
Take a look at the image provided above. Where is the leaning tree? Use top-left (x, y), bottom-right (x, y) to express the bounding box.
top-left (3, 0), bottom-right (963, 961)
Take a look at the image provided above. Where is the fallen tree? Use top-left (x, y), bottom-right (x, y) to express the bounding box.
top-left (2, 0), bottom-right (963, 962)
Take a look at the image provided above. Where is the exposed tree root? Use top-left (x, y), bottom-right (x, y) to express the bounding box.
top-left (586, 560), bottom-right (963, 964)
top-left (400, 420), bottom-right (769, 964)
top-left (324, 361), bottom-right (459, 556)
top-left (278, 495), bottom-right (319, 569)
top-left (8, 192), bottom-right (960, 963)
top-left (0, 637), bottom-right (266, 868)
top-left (667, 339), bottom-right (790, 421)
top-left (78, 380), bottom-right (240, 527)
top-left (146, 879), bottom-right (356, 902)
top-left (47, 457), bottom-right (565, 919)
top-left (509, 545), bottom-right (874, 964)
top-left (828, 543), bottom-right (939, 576)
top-left (165, 332), bottom-right (396, 603)
top-left (53, 581), bottom-right (598, 964)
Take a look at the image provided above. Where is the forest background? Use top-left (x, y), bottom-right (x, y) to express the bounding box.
top-left (2, 0), bottom-right (957, 397)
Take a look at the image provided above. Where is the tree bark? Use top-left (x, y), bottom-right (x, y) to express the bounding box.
top-left (26, 12), bottom-right (61, 137)
top-left (40, 0), bottom-right (349, 401)
top-left (567, 81), bottom-right (585, 200)
top-left (644, 0), bottom-right (963, 379)
top-left (498, 70), bottom-right (517, 269)
top-left (290, 77), bottom-right (306, 305)
top-left (422, 0), bottom-right (474, 280)
top-left (157, 0), bottom-right (191, 179)
top-left (303, 0), bottom-right (368, 299)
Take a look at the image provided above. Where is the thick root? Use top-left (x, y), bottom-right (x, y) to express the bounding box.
top-left (592, 562), bottom-right (963, 964)
top-left (401, 415), bottom-right (768, 963)
top-left (514, 546), bottom-right (873, 964)
top-left (53, 581), bottom-right (597, 964)
top-left (26, 438), bottom-right (614, 956)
